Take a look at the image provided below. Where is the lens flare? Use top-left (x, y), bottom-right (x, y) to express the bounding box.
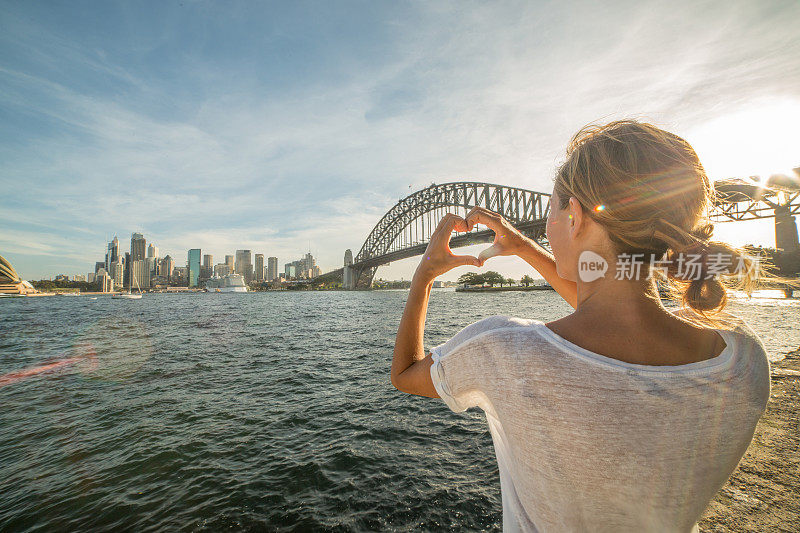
top-left (70, 317), bottom-right (153, 381)
top-left (0, 355), bottom-right (84, 388)
top-left (0, 317), bottom-right (152, 388)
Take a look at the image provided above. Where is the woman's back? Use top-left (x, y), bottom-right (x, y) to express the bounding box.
top-left (429, 315), bottom-right (771, 532)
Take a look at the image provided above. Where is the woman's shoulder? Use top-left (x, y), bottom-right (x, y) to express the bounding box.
top-left (435, 315), bottom-right (544, 356)
top-left (670, 308), bottom-right (764, 349)
top-left (458, 315), bottom-right (540, 336)
top-left (478, 314), bottom-right (542, 328)
top-left (670, 308), bottom-right (771, 381)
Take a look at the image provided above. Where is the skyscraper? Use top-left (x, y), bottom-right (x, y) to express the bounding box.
top-left (202, 254), bottom-right (213, 279)
top-left (131, 233), bottom-right (146, 261)
top-left (188, 249), bottom-right (201, 287)
top-left (124, 252), bottom-right (131, 287)
top-left (267, 256), bottom-right (278, 281)
top-left (111, 260), bottom-right (124, 288)
top-left (145, 257), bottom-right (155, 277)
top-left (225, 255), bottom-right (234, 273)
top-left (146, 243), bottom-right (159, 277)
top-left (254, 254), bottom-right (264, 281)
top-left (97, 268), bottom-right (113, 292)
top-left (213, 263), bottom-right (230, 277)
top-left (235, 250), bottom-right (253, 282)
top-left (106, 236), bottom-right (119, 271)
top-left (162, 255), bottom-right (174, 281)
top-left (131, 259), bottom-right (150, 289)
top-left (284, 252), bottom-right (319, 279)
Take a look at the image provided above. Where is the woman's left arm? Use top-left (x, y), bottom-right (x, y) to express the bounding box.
top-left (389, 270), bottom-right (437, 397)
top-left (390, 213), bottom-right (481, 397)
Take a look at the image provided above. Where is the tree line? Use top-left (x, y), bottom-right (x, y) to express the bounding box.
top-left (30, 279), bottom-right (98, 292)
top-left (457, 271), bottom-right (537, 287)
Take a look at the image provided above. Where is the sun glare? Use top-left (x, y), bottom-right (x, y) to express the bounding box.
top-left (686, 99), bottom-right (800, 181)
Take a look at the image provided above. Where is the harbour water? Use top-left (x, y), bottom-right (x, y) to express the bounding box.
top-left (1, 290), bottom-right (797, 531)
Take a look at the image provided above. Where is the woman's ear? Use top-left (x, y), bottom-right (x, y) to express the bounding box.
top-left (567, 196), bottom-right (584, 237)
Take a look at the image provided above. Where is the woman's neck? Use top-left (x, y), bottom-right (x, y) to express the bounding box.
top-left (574, 276), bottom-right (669, 325)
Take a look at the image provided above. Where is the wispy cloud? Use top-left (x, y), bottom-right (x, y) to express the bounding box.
top-left (1, 0), bottom-right (799, 279)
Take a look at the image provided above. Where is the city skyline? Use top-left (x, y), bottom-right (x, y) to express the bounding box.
top-left (33, 225), bottom-right (331, 281)
top-left (2, 1), bottom-right (799, 281)
top-left (80, 231), bottom-right (314, 287)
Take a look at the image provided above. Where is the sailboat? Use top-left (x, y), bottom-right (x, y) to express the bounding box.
top-left (113, 264), bottom-right (143, 300)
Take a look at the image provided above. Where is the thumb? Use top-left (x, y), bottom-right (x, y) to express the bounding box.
top-left (453, 254), bottom-right (481, 267)
top-left (478, 243), bottom-right (503, 263)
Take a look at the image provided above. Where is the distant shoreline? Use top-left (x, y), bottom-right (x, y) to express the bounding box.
top-left (455, 285), bottom-right (555, 293)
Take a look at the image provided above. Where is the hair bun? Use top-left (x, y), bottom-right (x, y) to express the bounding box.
top-left (675, 238), bottom-right (710, 256)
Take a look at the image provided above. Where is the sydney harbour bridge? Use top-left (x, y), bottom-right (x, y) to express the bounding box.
top-left (313, 172), bottom-right (800, 292)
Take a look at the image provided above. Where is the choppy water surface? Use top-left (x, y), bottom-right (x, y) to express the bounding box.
top-left (1, 290), bottom-right (797, 531)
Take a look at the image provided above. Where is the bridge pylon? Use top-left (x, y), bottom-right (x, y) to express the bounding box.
top-left (775, 205), bottom-right (800, 254)
top-left (343, 249), bottom-right (354, 290)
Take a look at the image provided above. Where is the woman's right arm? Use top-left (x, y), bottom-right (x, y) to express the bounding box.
top-left (465, 206), bottom-right (577, 309)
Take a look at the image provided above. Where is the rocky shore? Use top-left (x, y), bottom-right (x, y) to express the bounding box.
top-left (700, 347), bottom-right (800, 531)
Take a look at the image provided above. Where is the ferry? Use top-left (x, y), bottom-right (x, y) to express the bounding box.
top-left (204, 273), bottom-right (248, 293)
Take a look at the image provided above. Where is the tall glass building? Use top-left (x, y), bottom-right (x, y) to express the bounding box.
top-left (188, 249), bottom-right (201, 287)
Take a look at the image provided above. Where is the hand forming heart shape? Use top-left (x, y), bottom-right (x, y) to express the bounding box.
top-left (466, 206), bottom-right (528, 265)
top-left (414, 207), bottom-right (528, 280)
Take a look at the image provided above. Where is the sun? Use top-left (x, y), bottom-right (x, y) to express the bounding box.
top-left (686, 99), bottom-right (800, 182)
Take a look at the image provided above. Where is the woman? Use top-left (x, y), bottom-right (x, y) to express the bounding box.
top-left (390, 120), bottom-right (772, 532)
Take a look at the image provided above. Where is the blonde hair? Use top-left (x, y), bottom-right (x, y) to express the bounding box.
top-left (553, 119), bottom-right (794, 324)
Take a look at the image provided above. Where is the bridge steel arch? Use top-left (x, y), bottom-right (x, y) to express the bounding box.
top-left (345, 182), bottom-right (551, 288)
top-left (311, 175), bottom-right (800, 290)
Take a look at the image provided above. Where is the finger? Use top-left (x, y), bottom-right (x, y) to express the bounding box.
top-left (478, 242), bottom-right (504, 263)
top-left (464, 206), bottom-right (499, 230)
top-left (465, 206), bottom-right (496, 219)
top-left (465, 206), bottom-right (490, 226)
top-left (452, 217), bottom-right (470, 233)
top-left (465, 208), bottom-right (502, 233)
top-left (429, 214), bottom-right (454, 241)
top-left (432, 213), bottom-right (467, 238)
top-left (451, 254), bottom-right (482, 267)
top-left (464, 207), bottom-right (480, 230)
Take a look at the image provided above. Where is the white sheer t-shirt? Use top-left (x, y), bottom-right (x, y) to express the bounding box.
top-left (429, 314), bottom-right (770, 532)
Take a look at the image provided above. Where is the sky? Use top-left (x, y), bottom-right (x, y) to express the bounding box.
top-left (1, 0), bottom-right (799, 282)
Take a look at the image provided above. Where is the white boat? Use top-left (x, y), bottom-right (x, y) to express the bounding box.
top-left (204, 273), bottom-right (248, 293)
top-left (113, 265), bottom-right (143, 299)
